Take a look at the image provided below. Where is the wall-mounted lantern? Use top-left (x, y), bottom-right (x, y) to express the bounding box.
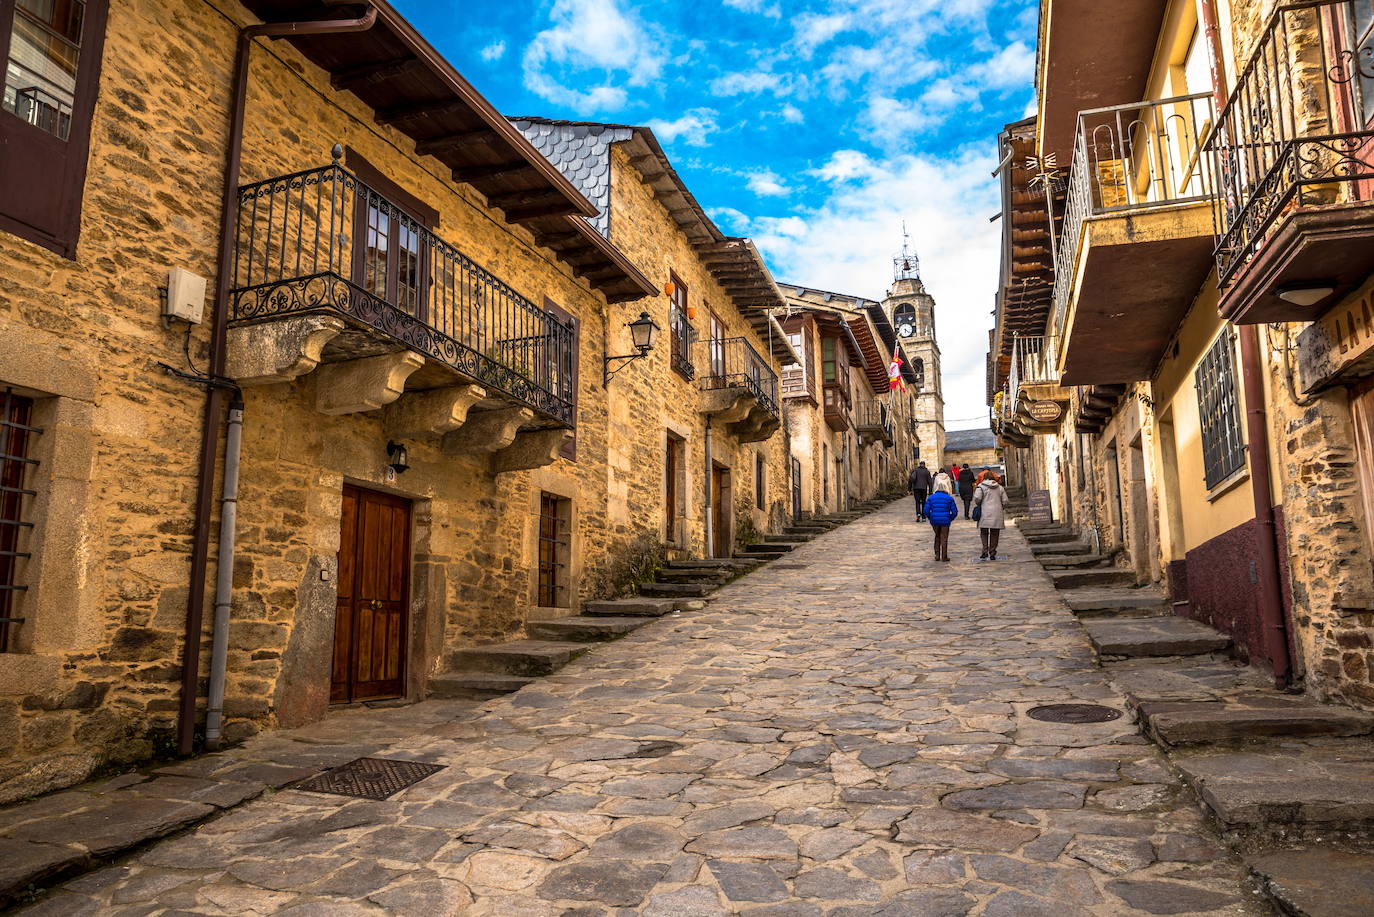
top-left (603, 312), bottom-right (660, 385)
top-left (386, 441), bottom-right (410, 475)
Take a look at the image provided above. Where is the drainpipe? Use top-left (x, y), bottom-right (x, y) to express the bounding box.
top-left (1198, 0), bottom-right (1293, 687)
top-left (177, 6), bottom-right (378, 756)
top-left (204, 398), bottom-right (243, 750)
top-left (704, 421), bottom-right (714, 556)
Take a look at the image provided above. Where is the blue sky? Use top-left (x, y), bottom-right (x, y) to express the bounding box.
top-left (393, 0), bottom-right (1038, 430)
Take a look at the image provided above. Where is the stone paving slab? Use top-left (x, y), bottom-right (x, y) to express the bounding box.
top-left (1246, 848), bottom-right (1374, 917)
top-left (1084, 618), bottom-right (1233, 658)
top-left (1141, 699), bottom-right (1374, 746)
top-left (13, 505), bottom-right (1270, 915)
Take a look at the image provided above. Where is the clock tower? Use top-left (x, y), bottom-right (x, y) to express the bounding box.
top-left (885, 230), bottom-right (945, 465)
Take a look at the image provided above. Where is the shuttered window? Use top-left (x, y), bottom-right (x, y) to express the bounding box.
top-left (1195, 331), bottom-right (1247, 489)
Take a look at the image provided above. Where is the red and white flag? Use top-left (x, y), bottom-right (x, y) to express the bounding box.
top-left (888, 353), bottom-right (906, 392)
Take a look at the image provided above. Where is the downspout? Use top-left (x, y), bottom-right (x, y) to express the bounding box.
top-left (1198, 0), bottom-right (1293, 687)
top-left (177, 6), bottom-right (379, 756)
top-left (204, 397), bottom-right (243, 750)
top-left (704, 421), bottom-right (714, 555)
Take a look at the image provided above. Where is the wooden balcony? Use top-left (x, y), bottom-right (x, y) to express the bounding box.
top-left (823, 383), bottom-right (850, 432)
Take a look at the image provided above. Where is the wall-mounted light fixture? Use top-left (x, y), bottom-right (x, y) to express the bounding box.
top-left (386, 441), bottom-right (410, 475)
top-left (1276, 282), bottom-right (1335, 307)
top-left (603, 311), bottom-right (660, 385)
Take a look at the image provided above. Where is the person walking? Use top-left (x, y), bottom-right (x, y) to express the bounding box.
top-left (932, 468), bottom-right (953, 496)
top-left (973, 471), bottom-right (1010, 560)
top-left (923, 486), bottom-right (959, 562)
top-left (908, 461), bottom-right (933, 521)
top-left (957, 464), bottom-right (977, 519)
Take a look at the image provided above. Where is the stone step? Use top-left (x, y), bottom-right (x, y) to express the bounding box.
top-left (447, 639), bottom-right (587, 676)
top-left (1247, 847), bottom-right (1374, 917)
top-left (1024, 531), bottom-right (1079, 544)
top-left (655, 569), bottom-right (732, 584)
top-left (1049, 568), bottom-right (1136, 589)
top-left (583, 598), bottom-right (677, 617)
top-left (527, 615), bottom-right (653, 643)
top-left (1139, 699), bottom-right (1374, 746)
top-left (762, 534), bottom-right (812, 544)
top-left (1038, 553), bottom-right (1111, 569)
top-left (1083, 617), bottom-right (1231, 658)
top-left (664, 558), bottom-right (758, 570)
top-left (785, 526), bottom-right (830, 535)
top-left (737, 550), bottom-right (786, 562)
top-left (428, 671), bottom-right (535, 699)
top-left (638, 582), bottom-right (714, 598)
top-left (1176, 746), bottom-right (1374, 832)
top-left (741, 541), bottom-right (795, 554)
top-left (1030, 540), bottom-right (1093, 556)
top-left (1063, 588), bottom-right (1171, 618)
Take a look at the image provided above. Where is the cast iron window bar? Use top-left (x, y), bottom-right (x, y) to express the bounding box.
top-left (698, 337), bottom-right (780, 418)
top-left (1206, 0), bottom-right (1374, 286)
top-left (0, 388), bottom-right (40, 653)
top-left (228, 161), bottom-right (575, 426)
top-left (1050, 92), bottom-right (1216, 334)
top-left (1196, 331), bottom-right (1247, 489)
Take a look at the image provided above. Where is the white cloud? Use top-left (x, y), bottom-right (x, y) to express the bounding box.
top-left (709, 70), bottom-right (790, 97)
top-left (645, 107), bottom-right (719, 146)
top-left (749, 145), bottom-right (1002, 430)
top-left (707, 206), bottom-right (752, 231)
top-left (723, 0), bottom-right (781, 15)
top-left (522, 0), bottom-right (661, 113)
top-left (792, 12), bottom-right (851, 55)
top-left (745, 169), bottom-right (791, 197)
top-left (779, 103), bottom-right (804, 124)
top-left (480, 40), bottom-right (507, 62)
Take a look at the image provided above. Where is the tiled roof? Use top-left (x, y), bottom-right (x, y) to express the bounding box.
top-left (510, 120), bottom-right (632, 237)
top-left (945, 428), bottom-right (997, 452)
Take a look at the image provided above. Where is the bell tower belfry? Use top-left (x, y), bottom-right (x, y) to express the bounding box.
top-left (884, 226), bottom-right (945, 464)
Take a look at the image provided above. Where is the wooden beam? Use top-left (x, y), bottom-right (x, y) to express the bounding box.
top-left (331, 57), bottom-right (424, 92)
top-left (375, 98), bottom-right (468, 126)
top-left (415, 129), bottom-right (495, 156)
top-left (487, 188), bottom-right (567, 210)
top-left (504, 201), bottom-right (580, 221)
top-left (451, 161), bottom-right (534, 183)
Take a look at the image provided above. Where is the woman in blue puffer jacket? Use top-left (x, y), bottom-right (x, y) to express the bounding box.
top-left (923, 488), bottom-right (959, 562)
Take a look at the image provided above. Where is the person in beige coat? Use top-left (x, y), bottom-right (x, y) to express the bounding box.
top-left (973, 474), bottom-right (1009, 560)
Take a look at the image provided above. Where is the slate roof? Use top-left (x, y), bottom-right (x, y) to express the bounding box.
top-left (509, 120), bottom-right (633, 237)
top-left (944, 428), bottom-right (998, 452)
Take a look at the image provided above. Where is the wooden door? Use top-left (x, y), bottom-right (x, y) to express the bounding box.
top-left (711, 464), bottom-right (730, 558)
top-left (332, 484), bottom-right (411, 703)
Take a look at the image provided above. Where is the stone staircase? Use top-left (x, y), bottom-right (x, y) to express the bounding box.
top-left (1023, 517), bottom-right (1374, 916)
top-left (429, 498), bottom-right (897, 701)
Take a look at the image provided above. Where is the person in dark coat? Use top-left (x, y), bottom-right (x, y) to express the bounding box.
top-left (957, 464), bottom-right (977, 519)
top-left (907, 461), bottom-right (933, 521)
top-left (923, 488), bottom-right (959, 562)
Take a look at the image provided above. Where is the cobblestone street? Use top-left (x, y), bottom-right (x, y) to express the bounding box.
top-left (18, 503), bottom-right (1267, 916)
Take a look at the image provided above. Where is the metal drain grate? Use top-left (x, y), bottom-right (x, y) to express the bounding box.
top-left (295, 757), bottom-right (445, 800)
top-left (1027, 703), bottom-right (1122, 724)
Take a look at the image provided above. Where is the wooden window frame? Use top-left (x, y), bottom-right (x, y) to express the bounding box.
top-left (1195, 331), bottom-right (1247, 490)
top-left (0, 388), bottom-right (37, 653)
top-left (669, 273), bottom-right (692, 379)
top-left (536, 492), bottom-right (572, 608)
top-left (0, 0), bottom-right (109, 258)
top-left (755, 452), bottom-right (765, 511)
top-left (665, 432), bottom-right (684, 543)
top-left (345, 148), bottom-right (439, 319)
top-left (708, 310), bottom-right (726, 378)
top-left (545, 298), bottom-right (579, 460)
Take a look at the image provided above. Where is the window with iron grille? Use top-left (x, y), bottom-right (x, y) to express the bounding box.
top-left (1195, 331), bottom-right (1246, 489)
top-left (1, 388), bottom-right (39, 653)
top-left (669, 273), bottom-right (693, 379)
top-left (536, 493), bottom-right (571, 608)
top-left (755, 453), bottom-right (765, 511)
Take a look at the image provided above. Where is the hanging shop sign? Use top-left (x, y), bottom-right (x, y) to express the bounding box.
top-left (1027, 400), bottom-right (1064, 424)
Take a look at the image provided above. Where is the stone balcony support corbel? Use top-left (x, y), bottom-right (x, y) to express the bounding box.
top-left (442, 407), bottom-right (534, 455)
top-left (315, 351), bottom-right (425, 415)
top-left (492, 429), bottom-right (573, 474)
top-left (700, 388), bottom-right (756, 425)
top-left (226, 315), bottom-right (345, 386)
top-left (383, 384), bottom-right (488, 439)
top-left (732, 406), bottom-right (780, 443)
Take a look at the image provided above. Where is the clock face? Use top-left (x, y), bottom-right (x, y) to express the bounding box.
top-left (898, 322), bottom-right (914, 338)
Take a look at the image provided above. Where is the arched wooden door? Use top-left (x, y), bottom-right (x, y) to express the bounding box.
top-left (332, 484), bottom-right (410, 703)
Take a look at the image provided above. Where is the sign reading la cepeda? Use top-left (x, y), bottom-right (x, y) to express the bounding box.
top-left (1027, 400), bottom-right (1063, 424)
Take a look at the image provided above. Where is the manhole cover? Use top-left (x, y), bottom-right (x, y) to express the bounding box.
top-left (1027, 703), bottom-right (1122, 724)
top-left (295, 757), bottom-right (445, 800)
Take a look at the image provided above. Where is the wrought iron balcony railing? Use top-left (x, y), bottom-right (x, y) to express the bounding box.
top-left (1206, 0), bottom-right (1374, 286)
top-left (1051, 93), bottom-right (1216, 333)
top-left (1008, 334), bottom-right (1060, 403)
top-left (854, 399), bottom-right (893, 441)
top-left (671, 349), bottom-right (697, 381)
top-left (229, 162), bottom-right (575, 425)
top-left (699, 337), bottom-right (780, 418)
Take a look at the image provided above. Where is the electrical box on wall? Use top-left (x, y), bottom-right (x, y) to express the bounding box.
top-left (164, 267), bottom-right (207, 324)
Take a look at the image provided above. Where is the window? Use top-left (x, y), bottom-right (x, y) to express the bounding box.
top-left (536, 493), bottom-right (571, 608)
top-left (0, 0), bottom-right (109, 256)
top-left (709, 311), bottom-right (726, 378)
top-left (1351, 2), bottom-right (1374, 126)
top-left (913, 357), bottom-right (925, 391)
top-left (822, 337), bottom-right (837, 383)
top-left (822, 443), bottom-right (829, 503)
top-left (755, 453), bottom-right (765, 510)
top-left (669, 273), bottom-right (693, 378)
top-left (781, 330), bottom-right (809, 398)
top-left (545, 299), bottom-right (579, 460)
top-left (0, 388), bottom-right (38, 653)
top-left (1195, 331), bottom-right (1247, 489)
top-left (345, 150), bottom-right (438, 318)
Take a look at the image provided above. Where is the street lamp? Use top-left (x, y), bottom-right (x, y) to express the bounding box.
top-left (603, 311), bottom-right (661, 385)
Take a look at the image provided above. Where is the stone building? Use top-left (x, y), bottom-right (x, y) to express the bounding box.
top-left (942, 428), bottom-right (1000, 473)
top-left (884, 241), bottom-right (946, 465)
top-left (0, 0), bottom-right (795, 803)
top-left (776, 283), bottom-right (922, 516)
top-left (990, 0), bottom-right (1374, 708)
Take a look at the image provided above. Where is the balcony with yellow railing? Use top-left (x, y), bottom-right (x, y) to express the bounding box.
top-left (1050, 93), bottom-right (1217, 385)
